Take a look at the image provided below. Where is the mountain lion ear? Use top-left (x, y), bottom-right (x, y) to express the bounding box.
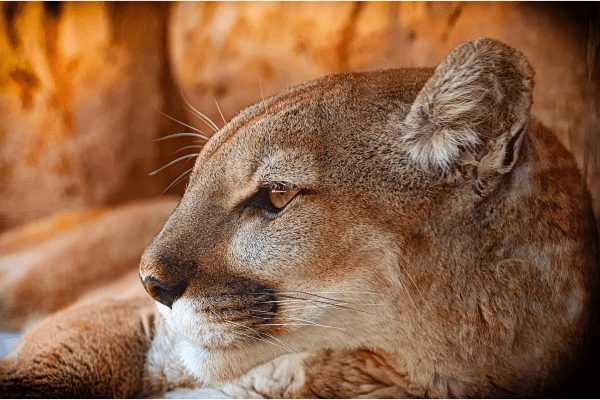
top-left (402, 37), bottom-right (534, 179)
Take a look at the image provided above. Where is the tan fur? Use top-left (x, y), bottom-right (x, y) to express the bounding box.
top-left (1, 38), bottom-right (598, 398)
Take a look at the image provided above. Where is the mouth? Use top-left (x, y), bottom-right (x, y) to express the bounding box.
top-left (156, 296), bottom-right (284, 350)
top-left (156, 299), bottom-right (296, 382)
top-left (154, 289), bottom-right (378, 383)
top-left (158, 289), bottom-right (360, 350)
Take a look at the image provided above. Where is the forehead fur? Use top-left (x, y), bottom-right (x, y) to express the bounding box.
top-left (190, 67), bottom-right (434, 189)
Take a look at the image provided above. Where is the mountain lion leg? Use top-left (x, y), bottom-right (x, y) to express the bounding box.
top-left (0, 296), bottom-right (162, 398)
top-left (220, 349), bottom-right (414, 398)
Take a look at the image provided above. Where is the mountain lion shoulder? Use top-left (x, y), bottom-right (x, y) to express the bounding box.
top-left (1, 37), bottom-right (598, 398)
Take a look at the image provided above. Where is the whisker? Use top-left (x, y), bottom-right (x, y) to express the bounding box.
top-left (214, 97), bottom-right (227, 125)
top-left (264, 289), bottom-right (378, 304)
top-left (403, 267), bottom-right (427, 304)
top-left (252, 292), bottom-right (375, 317)
top-left (278, 305), bottom-right (336, 312)
top-left (255, 323), bottom-right (345, 331)
top-left (156, 109), bottom-right (210, 139)
top-left (281, 304), bottom-right (383, 312)
top-left (161, 167), bottom-right (193, 194)
top-left (185, 106), bottom-right (219, 134)
top-left (155, 132), bottom-right (208, 142)
top-left (248, 309), bottom-right (280, 316)
top-left (149, 153), bottom-right (199, 176)
top-left (237, 331), bottom-right (286, 353)
top-left (260, 78), bottom-right (272, 156)
top-left (269, 295), bottom-right (369, 303)
top-left (173, 145), bottom-right (205, 154)
top-left (399, 278), bottom-right (433, 336)
top-left (262, 333), bottom-right (317, 379)
top-left (260, 299), bottom-right (348, 306)
top-left (235, 331), bottom-right (257, 343)
top-left (248, 312), bottom-right (344, 328)
top-left (253, 293), bottom-right (353, 328)
top-left (281, 316), bottom-right (347, 332)
top-left (261, 332), bottom-right (298, 354)
top-left (210, 310), bottom-right (225, 323)
top-left (180, 93), bottom-right (219, 133)
top-left (232, 173), bottom-right (248, 192)
top-left (296, 290), bottom-right (394, 299)
top-left (229, 323), bottom-right (289, 354)
top-left (212, 311), bottom-right (284, 355)
top-left (254, 291), bottom-right (345, 305)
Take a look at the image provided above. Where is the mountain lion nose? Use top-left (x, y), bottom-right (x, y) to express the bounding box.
top-left (140, 275), bottom-right (188, 309)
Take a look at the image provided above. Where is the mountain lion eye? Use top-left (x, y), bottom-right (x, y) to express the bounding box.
top-left (268, 187), bottom-right (299, 209)
top-left (245, 186), bottom-right (300, 214)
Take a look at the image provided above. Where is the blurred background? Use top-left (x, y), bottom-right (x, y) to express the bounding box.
top-left (0, 1), bottom-right (599, 354)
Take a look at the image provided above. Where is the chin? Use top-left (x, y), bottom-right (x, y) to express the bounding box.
top-left (173, 335), bottom-right (282, 382)
top-left (156, 301), bottom-right (286, 382)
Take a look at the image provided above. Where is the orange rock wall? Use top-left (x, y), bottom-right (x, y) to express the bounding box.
top-left (1, 2), bottom-right (599, 230)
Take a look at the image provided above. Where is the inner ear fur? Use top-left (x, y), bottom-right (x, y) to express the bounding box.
top-left (402, 37), bottom-right (534, 179)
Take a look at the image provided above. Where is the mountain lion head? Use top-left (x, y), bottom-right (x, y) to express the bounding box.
top-left (139, 38), bottom-right (598, 397)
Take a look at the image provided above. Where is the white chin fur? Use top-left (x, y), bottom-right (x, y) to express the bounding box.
top-left (156, 301), bottom-right (171, 318)
top-left (157, 300), bottom-right (284, 381)
top-left (157, 296), bottom-right (394, 382)
top-left (174, 330), bottom-right (285, 382)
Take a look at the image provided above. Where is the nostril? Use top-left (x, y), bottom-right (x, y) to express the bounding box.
top-left (140, 275), bottom-right (188, 309)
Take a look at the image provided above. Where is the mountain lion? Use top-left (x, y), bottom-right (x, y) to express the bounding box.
top-left (1, 38), bottom-right (598, 398)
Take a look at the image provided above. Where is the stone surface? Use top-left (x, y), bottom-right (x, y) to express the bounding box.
top-left (0, 2), bottom-right (192, 231)
top-left (0, 197), bottom-right (178, 331)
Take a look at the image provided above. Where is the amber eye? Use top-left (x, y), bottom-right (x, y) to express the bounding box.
top-left (268, 187), bottom-right (300, 209)
top-left (245, 185), bottom-right (300, 214)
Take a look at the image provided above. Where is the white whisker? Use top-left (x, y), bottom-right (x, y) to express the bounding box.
top-left (236, 331), bottom-right (286, 353)
top-left (274, 290), bottom-right (393, 299)
top-left (181, 92), bottom-right (219, 133)
top-left (214, 97), bottom-right (227, 126)
top-left (156, 109), bottom-right (210, 139)
top-left (262, 333), bottom-right (317, 379)
top-left (149, 154), bottom-right (199, 176)
top-left (212, 311), bottom-right (284, 354)
top-left (403, 267), bottom-right (427, 304)
top-left (256, 323), bottom-right (345, 331)
top-left (260, 78), bottom-right (272, 156)
top-left (155, 132), bottom-right (208, 142)
top-left (278, 304), bottom-right (338, 312)
top-left (399, 278), bottom-right (433, 336)
top-left (174, 145), bottom-right (205, 154)
top-left (260, 299), bottom-right (348, 306)
top-left (161, 168), bottom-right (193, 194)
